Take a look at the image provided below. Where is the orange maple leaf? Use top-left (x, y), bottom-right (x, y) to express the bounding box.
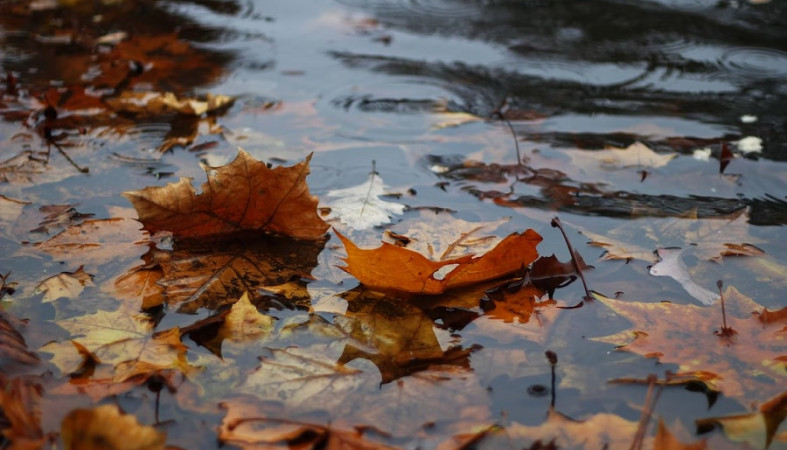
top-left (123, 150), bottom-right (329, 240)
top-left (336, 228), bottom-right (542, 295)
top-left (592, 288), bottom-right (787, 401)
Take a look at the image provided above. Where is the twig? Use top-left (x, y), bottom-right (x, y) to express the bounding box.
top-left (49, 140), bottom-right (89, 174)
top-left (550, 217), bottom-right (591, 301)
top-left (491, 97), bottom-right (523, 166)
top-left (545, 350), bottom-right (557, 409)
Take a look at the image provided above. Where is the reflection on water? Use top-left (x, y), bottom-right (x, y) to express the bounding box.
top-left (1, 0), bottom-right (786, 448)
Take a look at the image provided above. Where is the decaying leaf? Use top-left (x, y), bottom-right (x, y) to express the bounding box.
top-left (324, 171), bottom-right (405, 230)
top-left (61, 404), bottom-right (166, 450)
top-left (696, 390), bottom-right (787, 449)
top-left (41, 308), bottom-right (197, 382)
top-left (336, 228), bottom-right (541, 294)
top-left (124, 149), bottom-right (329, 240)
top-left (105, 91), bottom-right (234, 116)
top-left (0, 195), bottom-right (28, 227)
top-left (34, 265), bottom-right (94, 303)
top-left (592, 288), bottom-right (787, 400)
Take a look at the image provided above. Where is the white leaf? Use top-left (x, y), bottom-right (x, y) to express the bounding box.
top-left (325, 173), bottom-right (405, 230)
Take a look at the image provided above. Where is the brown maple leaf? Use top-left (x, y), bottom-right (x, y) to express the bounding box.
top-left (336, 228), bottom-right (541, 295)
top-left (592, 288), bottom-right (786, 400)
top-left (124, 150), bottom-right (329, 240)
top-left (33, 265), bottom-right (94, 303)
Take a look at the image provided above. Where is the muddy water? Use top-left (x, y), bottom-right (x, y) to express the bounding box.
top-left (1, 0), bottom-right (785, 448)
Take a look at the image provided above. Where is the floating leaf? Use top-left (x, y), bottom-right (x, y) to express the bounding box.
top-left (34, 265), bottom-right (94, 303)
top-left (0, 311), bottom-right (39, 368)
top-left (106, 91), bottom-right (234, 117)
top-left (124, 150), bottom-right (329, 240)
top-left (696, 390), bottom-right (787, 449)
top-left (61, 404), bottom-right (166, 450)
top-left (42, 308), bottom-right (197, 382)
top-left (0, 375), bottom-right (47, 448)
top-left (655, 418), bottom-right (707, 450)
top-left (336, 228), bottom-right (541, 295)
top-left (592, 288), bottom-right (787, 400)
top-left (566, 141), bottom-right (676, 171)
top-left (325, 171), bottom-right (405, 230)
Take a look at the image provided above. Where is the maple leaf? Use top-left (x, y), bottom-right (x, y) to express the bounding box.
top-left (41, 307), bottom-right (197, 382)
top-left (592, 288), bottom-right (787, 400)
top-left (124, 149), bottom-right (329, 240)
top-left (61, 404), bottom-right (166, 450)
top-left (336, 288), bottom-right (477, 383)
top-left (579, 208), bottom-right (765, 263)
top-left (323, 170), bottom-right (405, 230)
top-left (695, 390), bottom-right (787, 449)
top-left (336, 228), bottom-right (541, 294)
top-left (482, 282), bottom-right (557, 325)
top-left (116, 232), bottom-right (324, 312)
top-left (33, 265), bottom-right (94, 303)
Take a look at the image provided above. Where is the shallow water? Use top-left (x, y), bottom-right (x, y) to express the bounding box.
top-left (1, 0), bottom-right (786, 448)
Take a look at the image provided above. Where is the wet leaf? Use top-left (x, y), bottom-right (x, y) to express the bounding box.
top-left (0, 195), bottom-right (28, 227)
top-left (336, 228), bottom-right (541, 294)
top-left (592, 288), bottom-right (787, 400)
top-left (217, 292), bottom-right (274, 345)
top-left (124, 150), bottom-right (329, 240)
top-left (42, 308), bottom-right (198, 382)
top-left (61, 404), bottom-right (166, 450)
top-left (696, 390), bottom-right (787, 449)
top-left (33, 265), bottom-right (94, 303)
top-left (106, 91), bottom-right (234, 117)
top-left (324, 171), bottom-right (405, 230)
top-left (28, 204), bottom-right (94, 235)
top-left (482, 282), bottom-right (557, 324)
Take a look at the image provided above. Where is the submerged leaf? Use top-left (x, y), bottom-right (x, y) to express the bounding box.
top-left (649, 248), bottom-right (717, 305)
top-left (593, 288), bottom-right (787, 400)
top-left (124, 150), bottom-right (328, 240)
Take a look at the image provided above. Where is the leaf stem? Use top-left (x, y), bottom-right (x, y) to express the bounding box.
top-left (545, 350), bottom-right (557, 408)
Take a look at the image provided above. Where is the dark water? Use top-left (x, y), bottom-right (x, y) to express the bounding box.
top-left (1, 0), bottom-right (786, 448)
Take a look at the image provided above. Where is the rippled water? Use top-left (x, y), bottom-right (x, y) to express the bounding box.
top-left (1, 0), bottom-right (786, 448)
